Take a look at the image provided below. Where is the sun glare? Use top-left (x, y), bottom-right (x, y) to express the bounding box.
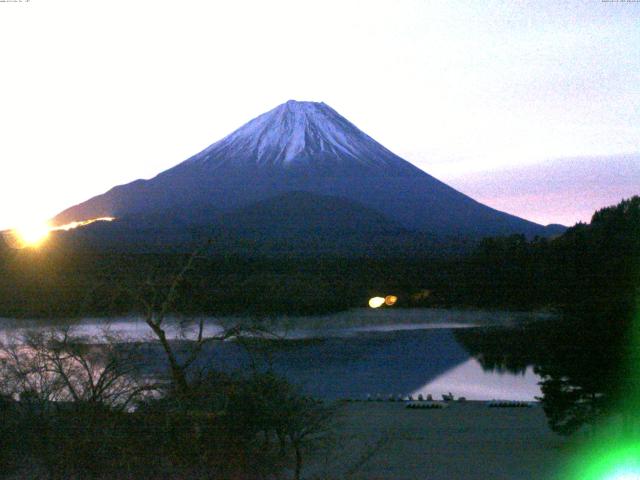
top-left (605, 472), bottom-right (640, 480)
top-left (14, 221), bottom-right (51, 248)
top-left (2, 216), bottom-right (116, 249)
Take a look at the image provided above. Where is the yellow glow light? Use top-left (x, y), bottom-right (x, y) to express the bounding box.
top-left (13, 221), bottom-right (51, 248)
top-left (3, 216), bottom-right (116, 249)
top-left (368, 297), bottom-right (385, 308)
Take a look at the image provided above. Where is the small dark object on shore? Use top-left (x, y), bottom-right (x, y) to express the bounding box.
top-left (406, 402), bottom-right (445, 410)
top-left (488, 401), bottom-right (532, 408)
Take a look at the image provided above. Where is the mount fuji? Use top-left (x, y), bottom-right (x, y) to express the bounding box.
top-left (53, 100), bottom-right (561, 245)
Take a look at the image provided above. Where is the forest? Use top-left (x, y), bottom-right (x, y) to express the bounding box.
top-left (458, 196), bottom-right (640, 436)
top-left (0, 197), bottom-right (637, 320)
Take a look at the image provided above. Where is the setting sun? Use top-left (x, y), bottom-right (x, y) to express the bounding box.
top-left (13, 221), bottom-right (51, 248)
top-left (2, 216), bottom-right (116, 249)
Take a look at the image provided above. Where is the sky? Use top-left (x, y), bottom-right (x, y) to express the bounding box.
top-left (0, 0), bottom-right (638, 229)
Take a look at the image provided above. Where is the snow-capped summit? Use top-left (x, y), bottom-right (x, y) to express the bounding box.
top-left (53, 100), bottom-right (557, 239)
top-left (180, 100), bottom-right (416, 174)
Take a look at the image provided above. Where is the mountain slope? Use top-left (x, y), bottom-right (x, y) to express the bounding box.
top-left (56, 192), bottom-right (442, 256)
top-left (54, 100), bottom-right (555, 238)
top-left (215, 191), bottom-right (404, 235)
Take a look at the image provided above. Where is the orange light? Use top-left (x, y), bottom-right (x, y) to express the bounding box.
top-left (384, 295), bottom-right (398, 306)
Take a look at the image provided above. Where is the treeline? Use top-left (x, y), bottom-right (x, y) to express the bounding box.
top-left (0, 246), bottom-right (461, 319)
top-left (457, 195), bottom-right (639, 312)
top-left (457, 196), bottom-right (640, 435)
top-left (0, 197), bottom-right (637, 321)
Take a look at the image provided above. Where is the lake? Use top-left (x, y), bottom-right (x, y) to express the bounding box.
top-left (0, 308), bottom-right (553, 401)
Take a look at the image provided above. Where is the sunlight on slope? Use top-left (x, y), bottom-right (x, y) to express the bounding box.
top-left (2, 217), bottom-right (115, 249)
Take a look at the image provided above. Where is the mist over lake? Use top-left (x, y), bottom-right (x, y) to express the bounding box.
top-left (0, 308), bottom-right (550, 401)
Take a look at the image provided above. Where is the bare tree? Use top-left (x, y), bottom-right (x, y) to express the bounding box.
top-left (280, 396), bottom-right (335, 480)
top-left (230, 372), bottom-right (336, 480)
top-left (135, 248), bottom-right (271, 400)
top-left (0, 327), bottom-right (154, 412)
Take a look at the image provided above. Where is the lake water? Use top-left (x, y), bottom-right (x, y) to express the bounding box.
top-left (0, 308), bottom-right (551, 401)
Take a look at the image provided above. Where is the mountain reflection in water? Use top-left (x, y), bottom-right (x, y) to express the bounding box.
top-left (173, 326), bottom-right (543, 401)
top-left (412, 359), bottom-right (540, 401)
top-left (0, 310), bottom-right (550, 401)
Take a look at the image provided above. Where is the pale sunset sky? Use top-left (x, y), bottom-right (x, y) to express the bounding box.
top-left (1, 0), bottom-right (638, 229)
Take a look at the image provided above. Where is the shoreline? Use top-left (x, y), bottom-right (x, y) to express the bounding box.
top-left (308, 401), bottom-right (568, 480)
